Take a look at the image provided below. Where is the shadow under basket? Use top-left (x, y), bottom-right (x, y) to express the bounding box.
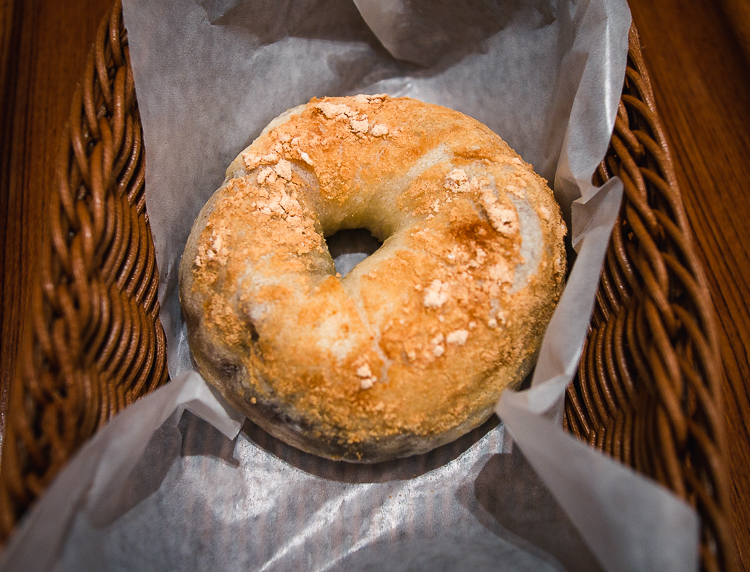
top-left (0, 2), bottom-right (735, 571)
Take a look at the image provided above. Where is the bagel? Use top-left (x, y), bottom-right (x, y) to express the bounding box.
top-left (179, 95), bottom-right (566, 462)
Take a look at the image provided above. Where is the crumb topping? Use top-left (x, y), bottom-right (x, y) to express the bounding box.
top-left (181, 95), bottom-right (567, 462)
top-left (194, 226), bottom-right (231, 268)
top-left (444, 168), bottom-right (471, 192)
top-left (423, 279), bottom-right (450, 308)
top-left (480, 185), bottom-right (519, 236)
top-left (350, 118), bottom-right (369, 134)
top-left (274, 158), bottom-right (293, 180)
top-left (315, 101), bottom-right (355, 120)
top-left (446, 329), bottom-right (469, 345)
top-left (312, 99), bottom-right (392, 142)
top-left (355, 361), bottom-right (378, 390)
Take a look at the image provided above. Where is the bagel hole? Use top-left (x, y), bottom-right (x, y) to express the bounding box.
top-left (325, 228), bottom-right (383, 277)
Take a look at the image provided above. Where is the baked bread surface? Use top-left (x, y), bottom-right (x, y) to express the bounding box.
top-left (180, 95), bottom-right (567, 462)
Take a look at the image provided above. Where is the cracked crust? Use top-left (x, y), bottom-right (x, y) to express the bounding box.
top-left (179, 95), bottom-right (567, 462)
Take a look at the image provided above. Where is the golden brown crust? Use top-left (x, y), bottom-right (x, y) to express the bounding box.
top-left (179, 95), bottom-right (567, 462)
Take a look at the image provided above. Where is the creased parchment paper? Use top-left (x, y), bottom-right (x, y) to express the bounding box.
top-left (1, 1), bottom-right (700, 571)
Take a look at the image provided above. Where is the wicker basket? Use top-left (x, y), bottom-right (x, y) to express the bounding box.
top-left (0, 2), bottom-right (734, 570)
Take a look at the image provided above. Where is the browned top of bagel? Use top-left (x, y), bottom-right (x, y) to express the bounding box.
top-left (179, 95), bottom-right (566, 462)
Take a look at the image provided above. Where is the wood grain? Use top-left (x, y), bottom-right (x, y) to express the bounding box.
top-left (0, 0), bottom-right (19, 450)
top-left (719, 0), bottom-right (750, 68)
top-left (0, 0), bottom-right (748, 568)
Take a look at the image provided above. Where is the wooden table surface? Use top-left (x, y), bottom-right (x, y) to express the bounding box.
top-left (1, 0), bottom-right (749, 568)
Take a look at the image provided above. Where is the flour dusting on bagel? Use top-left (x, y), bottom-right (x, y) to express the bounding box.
top-left (180, 95), bottom-right (566, 462)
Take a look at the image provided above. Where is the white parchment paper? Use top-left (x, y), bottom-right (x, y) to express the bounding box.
top-left (1, 1), bottom-right (700, 570)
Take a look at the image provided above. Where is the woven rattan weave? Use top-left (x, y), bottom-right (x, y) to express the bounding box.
top-left (0, 0), bottom-right (168, 538)
top-left (0, 3), bottom-right (733, 571)
top-left (563, 27), bottom-right (733, 572)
